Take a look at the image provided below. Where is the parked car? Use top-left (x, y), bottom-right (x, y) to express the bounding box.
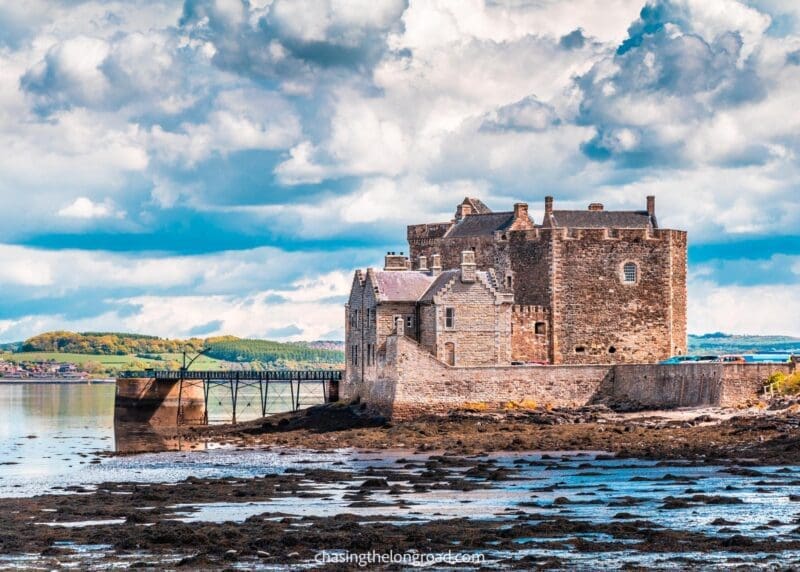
top-left (659, 356), bottom-right (697, 365)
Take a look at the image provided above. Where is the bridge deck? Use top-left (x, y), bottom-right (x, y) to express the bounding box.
top-left (118, 369), bottom-right (343, 425)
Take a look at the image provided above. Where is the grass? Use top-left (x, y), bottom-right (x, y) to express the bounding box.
top-left (767, 371), bottom-right (800, 395)
top-left (0, 351), bottom-right (228, 371)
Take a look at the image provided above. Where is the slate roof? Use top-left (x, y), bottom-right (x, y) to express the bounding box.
top-left (547, 210), bottom-right (655, 229)
top-left (371, 271), bottom-right (436, 302)
top-left (464, 197), bottom-right (492, 214)
top-left (446, 212), bottom-right (516, 238)
top-left (417, 270), bottom-right (459, 303)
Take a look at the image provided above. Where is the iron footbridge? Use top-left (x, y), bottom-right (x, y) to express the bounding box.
top-left (119, 369), bottom-right (342, 425)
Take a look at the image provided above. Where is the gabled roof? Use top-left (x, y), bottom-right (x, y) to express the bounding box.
top-left (547, 210), bottom-right (655, 229)
top-left (445, 212), bottom-right (516, 238)
top-left (464, 197), bottom-right (492, 214)
top-left (370, 271), bottom-right (436, 302)
top-left (418, 270), bottom-right (459, 303)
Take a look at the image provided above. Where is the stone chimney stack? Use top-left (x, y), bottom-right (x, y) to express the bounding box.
top-left (588, 203), bottom-right (604, 211)
top-left (418, 255), bottom-right (428, 272)
top-left (647, 195), bottom-right (656, 217)
top-left (455, 201), bottom-right (473, 221)
top-left (460, 250), bottom-right (476, 283)
top-left (430, 254), bottom-right (442, 276)
top-left (544, 196), bottom-right (554, 216)
top-left (509, 202), bottom-right (534, 230)
top-left (384, 252), bottom-right (410, 271)
top-left (395, 315), bottom-right (404, 336)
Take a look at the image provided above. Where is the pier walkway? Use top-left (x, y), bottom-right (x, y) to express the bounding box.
top-left (118, 369), bottom-right (342, 425)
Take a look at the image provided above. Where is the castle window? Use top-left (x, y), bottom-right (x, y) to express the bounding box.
top-left (623, 262), bottom-right (638, 284)
top-left (351, 345), bottom-right (359, 366)
top-left (405, 315), bottom-right (414, 330)
top-left (445, 342), bottom-right (455, 366)
top-left (575, 346), bottom-right (585, 353)
top-left (608, 346), bottom-right (617, 354)
top-left (506, 275), bottom-right (512, 288)
top-left (535, 322), bottom-right (546, 335)
top-left (444, 307), bottom-right (455, 329)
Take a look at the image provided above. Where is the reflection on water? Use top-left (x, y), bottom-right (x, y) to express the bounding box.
top-left (0, 383), bottom-right (115, 495)
top-left (0, 381), bottom-right (328, 494)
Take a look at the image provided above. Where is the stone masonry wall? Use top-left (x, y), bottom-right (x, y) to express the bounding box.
top-left (425, 274), bottom-right (512, 366)
top-left (511, 305), bottom-right (550, 363)
top-left (553, 228), bottom-right (681, 365)
top-left (360, 334), bottom-right (795, 419)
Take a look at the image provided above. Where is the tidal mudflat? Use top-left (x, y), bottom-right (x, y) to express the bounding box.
top-left (2, 449), bottom-right (800, 569)
top-left (3, 385), bottom-right (800, 569)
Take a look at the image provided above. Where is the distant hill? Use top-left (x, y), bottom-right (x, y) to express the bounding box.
top-left (15, 331), bottom-right (344, 366)
top-left (0, 341), bottom-right (21, 352)
top-left (205, 339), bottom-right (343, 365)
top-left (689, 334), bottom-right (800, 355)
top-left (304, 340), bottom-right (345, 352)
top-left (20, 331), bottom-right (205, 355)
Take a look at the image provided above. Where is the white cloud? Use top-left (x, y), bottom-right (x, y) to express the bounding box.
top-left (57, 197), bottom-right (125, 219)
top-left (149, 88), bottom-right (302, 166)
top-left (690, 278), bottom-right (800, 336)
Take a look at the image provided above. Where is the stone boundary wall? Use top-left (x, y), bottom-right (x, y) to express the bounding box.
top-left (363, 335), bottom-right (796, 419)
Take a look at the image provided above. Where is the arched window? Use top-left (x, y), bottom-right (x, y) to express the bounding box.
top-left (623, 262), bottom-right (638, 284)
top-left (444, 342), bottom-right (455, 366)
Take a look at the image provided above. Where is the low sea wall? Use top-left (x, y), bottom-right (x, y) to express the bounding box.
top-left (359, 335), bottom-right (796, 419)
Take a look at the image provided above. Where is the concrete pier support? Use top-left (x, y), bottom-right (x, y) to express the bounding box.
top-left (115, 377), bottom-right (205, 426)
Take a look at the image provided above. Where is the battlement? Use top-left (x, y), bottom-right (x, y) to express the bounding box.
top-left (512, 304), bottom-right (549, 316)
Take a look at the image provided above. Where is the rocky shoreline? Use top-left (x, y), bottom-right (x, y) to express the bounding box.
top-left (3, 402), bottom-right (800, 569)
top-left (174, 401), bottom-right (800, 464)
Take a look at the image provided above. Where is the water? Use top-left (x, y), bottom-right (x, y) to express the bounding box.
top-left (2, 383), bottom-right (800, 569)
top-left (0, 382), bottom-right (323, 495)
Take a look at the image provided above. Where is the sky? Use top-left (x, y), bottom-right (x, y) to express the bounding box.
top-left (0, 0), bottom-right (799, 343)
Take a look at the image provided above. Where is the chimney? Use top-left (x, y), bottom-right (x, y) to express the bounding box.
top-left (384, 252), bottom-right (410, 271)
top-left (430, 253), bottom-right (442, 276)
top-left (455, 200), bottom-right (473, 221)
top-left (395, 315), bottom-right (404, 336)
top-left (509, 202), bottom-right (534, 230)
top-left (588, 203), bottom-right (604, 211)
top-left (460, 250), bottom-right (476, 283)
top-left (647, 195), bottom-right (655, 217)
top-left (544, 196), bottom-right (554, 216)
top-left (418, 255), bottom-right (428, 271)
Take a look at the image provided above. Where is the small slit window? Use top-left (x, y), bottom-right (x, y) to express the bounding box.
top-left (535, 322), bottom-right (546, 335)
top-left (623, 262), bottom-right (638, 284)
top-left (575, 346), bottom-right (586, 353)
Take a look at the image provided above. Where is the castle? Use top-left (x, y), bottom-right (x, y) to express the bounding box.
top-left (343, 195), bottom-right (690, 413)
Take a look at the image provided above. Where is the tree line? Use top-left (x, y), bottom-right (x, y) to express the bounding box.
top-left (18, 331), bottom-right (344, 364)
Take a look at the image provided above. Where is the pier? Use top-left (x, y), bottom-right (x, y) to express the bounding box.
top-left (116, 369), bottom-right (342, 426)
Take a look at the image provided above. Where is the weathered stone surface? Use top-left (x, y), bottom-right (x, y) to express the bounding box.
top-left (356, 335), bottom-right (795, 420)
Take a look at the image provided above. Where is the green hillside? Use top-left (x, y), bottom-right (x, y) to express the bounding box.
top-left (7, 331), bottom-right (344, 373)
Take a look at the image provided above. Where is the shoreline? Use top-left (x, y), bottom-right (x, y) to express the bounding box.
top-left (0, 378), bottom-right (116, 384)
top-left (168, 401), bottom-right (800, 464)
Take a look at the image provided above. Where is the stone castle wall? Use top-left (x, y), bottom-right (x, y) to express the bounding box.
top-left (350, 334), bottom-right (795, 420)
top-left (420, 274), bottom-right (512, 366)
top-left (552, 228), bottom-right (687, 365)
top-left (511, 305), bottom-right (550, 363)
top-left (407, 223), bottom-right (688, 366)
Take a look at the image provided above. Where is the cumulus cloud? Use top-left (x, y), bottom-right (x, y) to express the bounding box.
top-left (57, 197), bottom-right (125, 219)
top-left (0, 0), bottom-right (798, 341)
